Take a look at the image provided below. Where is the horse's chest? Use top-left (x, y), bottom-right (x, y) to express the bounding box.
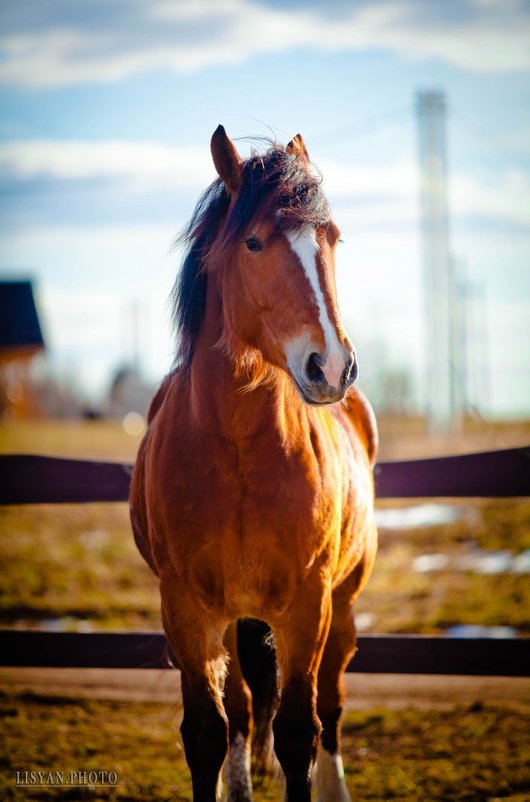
top-left (148, 416), bottom-right (363, 617)
top-left (163, 428), bottom-right (342, 547)
top-left (174, 444), bottom-right (340, 618)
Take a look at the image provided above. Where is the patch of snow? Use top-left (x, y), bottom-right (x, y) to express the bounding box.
top-left (355, 613), bottom-right (376, 632)
top-left (445, 625), bottom-right (518, 639)
top-left (412, 549), bottom-right (530, 575)
top-left (412, 553), bottom-right (449, 573)
top-left (376, 504), bottom-right (462, 530)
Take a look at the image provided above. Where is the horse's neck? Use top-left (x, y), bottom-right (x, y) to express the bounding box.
top-left (189, 277), bottom-right (303, 443)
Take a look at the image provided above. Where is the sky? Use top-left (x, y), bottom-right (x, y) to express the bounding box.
top-left (0, 0), bottom-right (529, 417)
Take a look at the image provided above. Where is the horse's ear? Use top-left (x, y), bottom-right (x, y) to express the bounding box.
top-left (286, 133), bottom-right (310, 163)
top-left (211, 125), bottom-right (242, 193)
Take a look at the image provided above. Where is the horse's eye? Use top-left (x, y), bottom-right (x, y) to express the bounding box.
top-left (244, 236), bottom-right (263, 253)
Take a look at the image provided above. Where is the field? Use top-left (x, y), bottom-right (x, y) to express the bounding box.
top-left (1, 692), bottom-right (529, 801)
top-left (0, 417), bottom-right (529, 800)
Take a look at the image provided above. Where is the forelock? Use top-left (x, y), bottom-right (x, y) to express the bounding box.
top-left (214, 145), bottom-right (330, 258)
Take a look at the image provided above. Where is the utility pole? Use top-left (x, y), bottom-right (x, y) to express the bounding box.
top-left (416, 89), bottom-right (458, 434)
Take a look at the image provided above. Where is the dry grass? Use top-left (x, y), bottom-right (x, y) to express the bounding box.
top-left (356, 498), bottom-right (530, 634)
top-left (1, 693), bottom-right (529, 801)
top-left (0, 503), bottom-right (159, 630)
top-left (0, 419), bottom-right (143, 461)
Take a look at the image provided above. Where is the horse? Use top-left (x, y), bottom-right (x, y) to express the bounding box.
top-left (130, 125), bottom-right (378, 802)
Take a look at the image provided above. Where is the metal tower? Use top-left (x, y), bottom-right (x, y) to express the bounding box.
top-left (416, 90), bottom-right (457, 433)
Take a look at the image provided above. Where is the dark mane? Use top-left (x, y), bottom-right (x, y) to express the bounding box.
top-left (171, 179), bottom-right (231, 366)
top-left (171, 143), bottom-right (330, 366)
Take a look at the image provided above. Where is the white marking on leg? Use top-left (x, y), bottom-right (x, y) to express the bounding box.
top-left (225, 731), bottom-right (253, 802)
top-left (314, 748), bottom-right (351, 802)
top-left (286, 226), bottom-right (345, 388)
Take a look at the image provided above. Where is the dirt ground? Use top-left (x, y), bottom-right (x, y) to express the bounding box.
top-left (1, 667), bottom-right (529, 711)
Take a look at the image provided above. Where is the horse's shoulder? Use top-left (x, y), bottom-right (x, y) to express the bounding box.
top-left (340, 387), bottom-right (378, 467)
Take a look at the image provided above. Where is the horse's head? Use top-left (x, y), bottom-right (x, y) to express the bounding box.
top-left (210, 126), bottom-right (357, 406)
top-left (176, 125), bottom-right (358, 405)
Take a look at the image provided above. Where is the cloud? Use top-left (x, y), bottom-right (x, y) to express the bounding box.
top-left (0, 0), bottom-right (529, 88)
top-left (322, 157), bottom-right (530, 229)
top-left (0, 139), bottom-right (214, 188)
top-left (452, 170), bottom-right (530, 228)
top-left (1, 138), bottom-right (529, 231)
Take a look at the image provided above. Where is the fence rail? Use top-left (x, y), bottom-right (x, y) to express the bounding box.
top-left (1, 629), bottom-right (529, 676)
top-left (1, 447), bottom-right (529, 504)
top-left (1, 447), bottom-right (529, 676)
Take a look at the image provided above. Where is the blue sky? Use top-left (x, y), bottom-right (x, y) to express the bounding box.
top-left (0, 0), bottom-right (529, 416)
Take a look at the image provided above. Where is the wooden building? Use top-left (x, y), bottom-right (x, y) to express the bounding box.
top-left (0, 280), bottom-right (45, 418)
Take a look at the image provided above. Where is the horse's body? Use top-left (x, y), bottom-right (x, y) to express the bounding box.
top-left (130, 127), bottom-right (378, 802)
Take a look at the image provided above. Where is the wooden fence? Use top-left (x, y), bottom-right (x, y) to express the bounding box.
top-left (1, 447), bottom-right (529, 677)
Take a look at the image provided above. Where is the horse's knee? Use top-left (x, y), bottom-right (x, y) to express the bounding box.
top-left (318, 703), bottom-right (343, 754)
top-left (180, 681), bottom-right (229, 798)
top-left (181, 702), bottom-right (228, 767)
top-left (317, 611), bottom-right (356, 754)
top-left (273, 681), bottom-right (321, 795)
top-left (273, 705), bottom-right (321, 771)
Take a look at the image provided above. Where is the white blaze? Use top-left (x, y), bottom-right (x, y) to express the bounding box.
top-left (286, 226), bottom-right (345, 388)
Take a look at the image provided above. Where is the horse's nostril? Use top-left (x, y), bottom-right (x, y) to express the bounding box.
top-left (306, 352), bottom-right (325, 384)
top-left (342, 353), bottom-right (358, 385)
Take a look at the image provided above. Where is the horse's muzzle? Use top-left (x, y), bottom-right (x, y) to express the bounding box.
top-left (292, 351), bottom-right (358, 406)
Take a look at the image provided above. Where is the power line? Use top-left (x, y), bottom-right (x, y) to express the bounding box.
top-left (450, 103), bottom-right (529, 159)
top-left (308, 103), bottom-right (412, 144)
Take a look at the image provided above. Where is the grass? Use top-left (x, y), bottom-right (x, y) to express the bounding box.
top-left (0, 693), bottom-right (528, 801)
top-left (0, 419), bottom-right (158, 631)
top-left (0, 503), bottom-right (159, 630)
top-left (0, 692), bottom-right (185, 802)
top-left (356, 498), bottom-right (530, 635)
top-left (0, 419), bottom-right (143, 461)
top-left (341, 704), bottom-right (530, 801)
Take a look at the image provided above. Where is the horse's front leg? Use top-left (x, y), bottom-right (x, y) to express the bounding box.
top-left (273, 581), bottom-right (332, 802)
top-left (161, 578), bottom-right (229, 802)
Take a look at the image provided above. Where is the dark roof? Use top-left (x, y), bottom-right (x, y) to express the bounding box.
top-left (0, 280), bottom-right (45, 350)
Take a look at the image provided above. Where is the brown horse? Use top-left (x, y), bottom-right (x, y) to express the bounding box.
top-left (130, 126), bottom-right (378, 802)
